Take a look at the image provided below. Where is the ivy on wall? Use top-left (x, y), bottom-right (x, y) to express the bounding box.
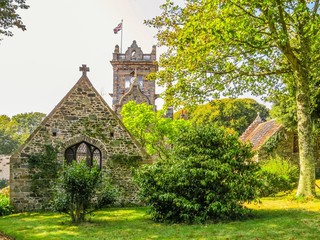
top-left (71, 116), bottom-right (112, 142)
top-left (262, 131), bottom-right (284, 153)
top-left (110, 154), bottom-right (143, 167)
top-left (27, 144), bottom-right (60, 199)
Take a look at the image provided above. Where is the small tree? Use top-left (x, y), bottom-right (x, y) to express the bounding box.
top-left (121, 101), bottom-right (190, 159)
top-left (51, 160), bottom-right (117, 223)
top-left (135, 125), bottom-right (260, 223)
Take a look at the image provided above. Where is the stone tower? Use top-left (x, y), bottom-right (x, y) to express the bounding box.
top-left (110, 40), bottom-right (158, 114)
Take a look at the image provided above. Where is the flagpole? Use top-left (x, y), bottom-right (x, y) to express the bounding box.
top-left (121, 19), bottom-right (123, 53)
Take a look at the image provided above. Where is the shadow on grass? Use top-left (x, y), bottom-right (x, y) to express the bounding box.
top-left (1, 207), bottom-right (320, 240)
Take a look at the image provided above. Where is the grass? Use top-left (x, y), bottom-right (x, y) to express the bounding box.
top-left (1, 185), bottom-right (320, 240)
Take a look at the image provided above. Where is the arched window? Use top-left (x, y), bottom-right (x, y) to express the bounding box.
top-left (65, 141), bottom-right (102, 168)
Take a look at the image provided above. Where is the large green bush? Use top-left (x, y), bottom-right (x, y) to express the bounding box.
top-left (258, 155), bottom-right (299, 196)
top-left (51, 160), bottom-right (117, 223)
top-left (135, 125), bottom-right (261, 223)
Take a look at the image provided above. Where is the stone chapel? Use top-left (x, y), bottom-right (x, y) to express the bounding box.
top-left (10, 41), bottom-right (159, 211)
top-left (10, 62), bottom-right (152, 211)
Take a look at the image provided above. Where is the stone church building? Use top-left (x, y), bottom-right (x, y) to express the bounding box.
top-left (10, 41), bottom-right (157, 211)
top-left (240, 113), bottom-right (320, 173)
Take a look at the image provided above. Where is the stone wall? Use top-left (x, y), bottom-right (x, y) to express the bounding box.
top-left (110, 41), bottom-right (158, 111)
top-left (0, 155), bottom-right (10, 180)
top-left (10, 75), bottom-right (149, 211)
top-left (257, 129), bottom-right (320, 174)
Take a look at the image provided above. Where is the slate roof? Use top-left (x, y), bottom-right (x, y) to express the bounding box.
top-left (240, 115), bottom-right (282, 150)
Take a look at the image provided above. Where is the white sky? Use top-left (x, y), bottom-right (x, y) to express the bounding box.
top-left (0, 0), bottom-right (172, 117)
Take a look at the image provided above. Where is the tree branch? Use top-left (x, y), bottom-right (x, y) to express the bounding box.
top-left (238, 68), bottom-right (292, 77)
top-left (231, 3), bottom-right (265, 22)
top-left (207, 68), bottom-right (291, 77)
top-left (275, 0), bottom-right (290, 40)
top-left (313, 0), bottom-right (320, 19)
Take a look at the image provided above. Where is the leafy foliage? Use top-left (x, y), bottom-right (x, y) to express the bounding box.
top-left (27, 144), bottom-right (60, 201)
top-left (51, 160), bottom-right (117, 223)
top-left (0, 128), bottom-right (19, 154)
top-left (269, 89), bottom-right (320, 133)
top-left (0, 179), bottom-right (8, 189)
top-left (110, 154), bottom-right (143, 167)
top-left (12, 112), bottom-right (46, 141)
top-left (261, 131), bottom-right (284, 153)
top-left (120, 101), bottom-right (190, 158)
top-left (176, 98), bottom-right (269, 135)
top-left (147, 0), bottom-right (320, 197)
top-left (0, 0), bottom-right (29, 41)
top-left (0, 115), bottom-right (20, 154)
top-left (0, 187), bottom-right (13, 216)
top-left (0, 112), bottom-right (45, 154)
top-left (258, 155), bottom-right (299, 197)
top-left (135, 125), bottom-right (260, 223)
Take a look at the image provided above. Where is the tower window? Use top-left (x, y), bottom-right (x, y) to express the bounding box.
top-left (131, 50), bottom-right (136, 59)
top-left (65, 141), bottom-right (102, 168)
top-left (125, 76), bottom-right (131, 89)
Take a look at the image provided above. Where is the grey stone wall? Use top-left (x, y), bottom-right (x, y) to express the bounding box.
top-left (257, 130), bottom-right (320, 174)
top-left (110, 41), bottom-right (158, 111)
top-left (10, 75), bottom-right (149, 211)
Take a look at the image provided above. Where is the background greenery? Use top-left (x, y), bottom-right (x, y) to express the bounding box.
top-left (175, 98), bottom-right (269, 135)
top-left (0, 112), bottom-right (45, 154)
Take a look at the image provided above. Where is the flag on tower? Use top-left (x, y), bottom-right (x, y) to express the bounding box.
top-left (113, 22), bottom-right (122, 34)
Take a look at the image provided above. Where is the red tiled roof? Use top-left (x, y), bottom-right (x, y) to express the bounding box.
top-left (240, 119), bottom-right (282, 150)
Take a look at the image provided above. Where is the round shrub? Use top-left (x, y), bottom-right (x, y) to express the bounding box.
top-left (135, 125), bottom-right (261, 223)
top-left (51, 160), bottom-right (117, 223)
top-left (258, 155), bottom-right (299, 196)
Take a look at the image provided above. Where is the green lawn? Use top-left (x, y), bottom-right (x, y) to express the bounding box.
top-left (1, 196), bottom-right (320, 240)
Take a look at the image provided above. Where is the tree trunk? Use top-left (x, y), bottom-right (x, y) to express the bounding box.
top-left (295, 73), bottom-right (316, 197)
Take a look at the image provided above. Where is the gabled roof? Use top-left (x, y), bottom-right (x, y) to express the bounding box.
top-left (119, 75), bottom-right (150, 107)
top-left (12, 65), bottom-right (148, 158)
top-left (240, 114), bottom-right (282, 150)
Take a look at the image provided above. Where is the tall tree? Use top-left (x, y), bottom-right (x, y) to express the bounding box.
top-left (176, 98), bottom-right (269, 135)
top-left (0, 115), bottom-right (19, 154)
top-left (0, 112), bottom-right (45, 154)
top-left (12, 112), bottom-right (46, 142)
top-left (0, 0), bottom-right (29, 40)
top-left (147, 0), bottom-right (320, 197)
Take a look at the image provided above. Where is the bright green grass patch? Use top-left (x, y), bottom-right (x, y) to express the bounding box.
top-left (1, 202), bottom-right (320, 240)
top-left (1, 183), bottom-right (320, 240)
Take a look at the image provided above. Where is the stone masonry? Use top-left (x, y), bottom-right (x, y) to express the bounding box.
top-left (10, 65), bottom-right (150, 211)
top-left (110, 40), bottom-right (158, 114)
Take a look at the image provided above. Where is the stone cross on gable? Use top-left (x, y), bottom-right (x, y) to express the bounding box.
top-left (79, 64), bottom-right (90, 76)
